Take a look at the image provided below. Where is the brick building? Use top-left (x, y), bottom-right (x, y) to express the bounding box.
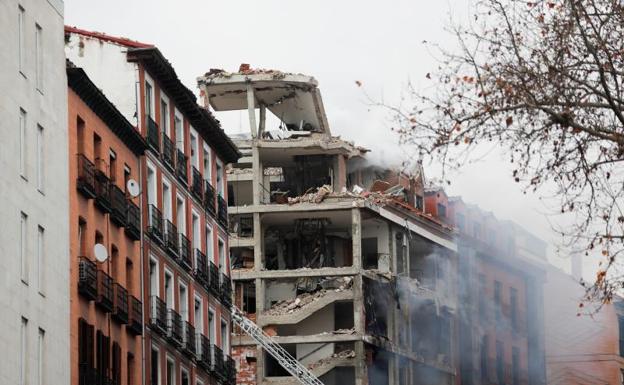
top-left (65, 27), bottom-right (240, 385)
top-left (68, 63), bottom-right (146, 385)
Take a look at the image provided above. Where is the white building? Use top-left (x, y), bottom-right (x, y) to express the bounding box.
top-left (0, 1), bottom-right (69, 385)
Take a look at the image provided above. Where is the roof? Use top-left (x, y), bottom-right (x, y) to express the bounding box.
top-left (64, 26), bottom-right (153, 48)
top-left (65, 26), bottom-right (241, 164)
top-left (67, 62), bottom-right (146, 156)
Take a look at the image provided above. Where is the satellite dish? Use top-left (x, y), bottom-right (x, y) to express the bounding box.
top-left (127, 179), bottom-right (140, 198)
top-left (93, 243), bottom-right (109, 263)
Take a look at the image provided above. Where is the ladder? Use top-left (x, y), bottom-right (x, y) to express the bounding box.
top-left (230, 305), bottom-right (325, 385)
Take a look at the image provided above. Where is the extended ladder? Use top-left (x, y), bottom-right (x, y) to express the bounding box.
top-left (230, 305), bottom-right (324, 385)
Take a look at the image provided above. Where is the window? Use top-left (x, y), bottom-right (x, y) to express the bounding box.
top-left (37, 225), bottom-right (44, 294)
top-left (208, 309), bottom-right (216, 342)
top-left (218, 238), bottom-right (225, 270)
top-left (179, 283), bottom-right (188, 321)
top-left (35, 23), bottom-right (43, 91)
top-left (126, 258), bottom-right (134, 294)
top-left (150, 346), bottom-right (160, 385)
top-left (37, 328), bottom-right (45, 385)
top-left (437, 203), bottom-right (447, 218)
top-left (127, 353), bottom-right (135, 385)
top-left (20, 108), bottom-right (27, 178)
top-left (21, 212), bottom-right (28, 284)
top-left (166, 357), bottom-right (175, 385)
top-left (78, 218), bottom-right (87, 256)
top-left (203, 144), bottom-right (212, 182)
top-left (162, 180), bottom-right (172, 221)
top-left (111, 245), bottom-right (119, 279)
top-left (164, 270), bottom-right (174, 309)
top-left (192, 211), bottom-right (200, 250)
top-left (181, 368), bottom-right (189, 385)
top-left (77, 116), bottom-right (85, 155)
top-left (190, 131), bottom-right (199, 169)
top-left (149, 257), bottom-right (159, 297)
top-left (20, 317), bottom-right (28, 385)
top-left (194, 296), bottom-right (203, 334)
top-left (112, 342), bottom-right (121, 385)
top-left (496, 340), bottom-right (504, 384)
top-left (176, 195), bottom-right (186, 235)
top-left (221, 319), bottom-right (229, 352)
top-left (124, 165), bottom-right (131, 193)
top-left (147, 164), bottom-right (156, 205)
top-left (145, 81), bottom-right (154, 118)
top-left (510, 287), bottom-right (518, 330)
top-left (36, 125), bottom-right (44, 190)
top-left (512, 347), bottom-right (520, 385)
top-left (456, 213), bottom-right (465, 232)
top-left (174, 110), bottom-right (183, 151)
top-left (109, 149), bottom-right (117, 182)
top-left (93, 134), bottom-right (102, 170)
top-left (216, 161), bottom-right (224, 196)
top-left (206, 225), bottom-right (214, 263)
top-left (160, 98), bottom-right (169, 136)
top-left (415, 195), bottom-right (423, 210)
top-left (18, 6), bottom-right (25, 74)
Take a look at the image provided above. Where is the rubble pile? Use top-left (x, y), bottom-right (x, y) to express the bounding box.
top-left (263, 277), bottom-right (353, 316)
top-left (307, 350), bottom-right (356, 369)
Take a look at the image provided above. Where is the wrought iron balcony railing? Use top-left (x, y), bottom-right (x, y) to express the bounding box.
top-left (164, 219), bottom-right (179, 257)
top-left (162, 134), bottom-right (175, 171)
top-left (128, 295), bottom-right (143, 335)
top-left (112, 283), bottom-right (129, 324)
top-left (212, 345), bottom-right (225, 377)
top-left (178, 233), bottom-right (192, 271)
top-left (196, 334), bottom-right (212, 370)
top-left (125, 200), bottom-right (141, 241)
top-left (147, 116), bottom-right (160, 152)
top-left (221, 273), bottom-right (232, 307)
top-left (176, 149), bottom-right (188, 185)
top-left (96, 269), bottom-right (114, 312)
top-left (225, 355), bottom-right (237, 385)
top-left (78, 257), bottom-right (97, 300)
top-left (150, 296), bottom-right (167, 335)
top-left (209, 262), bottom-right (221, 296)
top-left (94, 169), bottom-right (112, 214)
top-left (182, 321), bottom-right (196, 358)
top-left (148, 204), bottom-right (164, 244)
top-left (193, 249), bottom-right (208, 286)
top-left (110, 184), bottom-right (127, 227)
top-left (204, 181), bottom-right (216, 216)
top-left (76, 154), bottom-right (96, 199)
top-left (217, 195), bottom-right (228, 227)
top-left (167, 308), bottom-right (183, 346)
top-left (191, 166), bottom-right (203, 201)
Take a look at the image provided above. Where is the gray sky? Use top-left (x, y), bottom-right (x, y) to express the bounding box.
top-left (65, 0), bottom-right (580, 272)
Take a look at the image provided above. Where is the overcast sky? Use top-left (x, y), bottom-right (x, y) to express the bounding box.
top-left (65, 0), bottom-right (583, 272)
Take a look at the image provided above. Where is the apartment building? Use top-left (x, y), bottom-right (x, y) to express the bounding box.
top-left (68, 63), bottom-right (146, 385)
top-left (445, 197), bottom-right (547, 385)
top-left (198, 68), bottom-right (458, 385)
top-left (65, 27), bottom-right (240, 385)
top-left (0, 1), bottom-right (69, 385)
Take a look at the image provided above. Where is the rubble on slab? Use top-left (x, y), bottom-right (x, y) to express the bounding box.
top-left (262, 277), bottom-right (353, 316)
top-left (307, 350), bottom-right (357, 369)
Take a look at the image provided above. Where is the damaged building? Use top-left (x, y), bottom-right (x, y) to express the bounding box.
top-left (197, 67), bottom-right (459, 385)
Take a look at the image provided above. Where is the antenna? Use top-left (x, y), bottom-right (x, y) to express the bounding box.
top-left (127, 179), bottom-right (140, 198)
top-left (93, 243), bottom-right (109, 263)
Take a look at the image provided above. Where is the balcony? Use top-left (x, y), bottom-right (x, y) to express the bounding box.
top-left (182, 321), bottom-right (196, 358)
top-left (191, 167), bottom-right (203, 201)
top-left (96, 269), bottom-right (114, 312)
top-left (196, 334), bottom-right (212, 370)
top-left (148, 204), bottom-right (164, 244)
top-left (94, 169), bottom-right (112, 214)
top-left (194, 249), bottom-right (208, 286)
top-left (217, 195), bottom-right (228, 227)
top-left (212, 345), bottom-right (225, 377)
top-left (112, 283), bottom-right (129, 324)
top-left (167, 308), bottom-right (183, 346)
top-left (78, 257), bottom-right (97, 300)
top-left (162, 134), bottom-right (176, 171)
top-left (225, 356), bottom-right (237, 385)
top-left (164, 220), bottom-right (179, 257)
top-left (150, 296), bottom-right (167, 335)
top-left (209, 262), bottom-right (221, 296)
top-left (79, 364), bottom-right (114, 385)
top-left (204, 181), bottom-right (216, 216)
top-left (178, 233), bottom-right (192, 271)
top-left (221, 273), bottom-right (232, 307)
top-left (110, 184), bottom-right (127, 227)
top-left (125, 200), bottom-right (141, 241)
top-left (176, 149), bottom-right (188, 185)
top-left (128, 295), bottom-right (143, 335)
top-left (76, 154), bottom-right (96, 198)
top-left (147, 116), bottom-right (160, 152)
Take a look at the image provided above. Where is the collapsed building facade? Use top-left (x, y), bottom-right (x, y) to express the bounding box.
top-left (197, 68), bottom-right (459, 385)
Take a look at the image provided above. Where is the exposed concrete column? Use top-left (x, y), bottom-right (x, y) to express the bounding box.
top-left (252, 144), bottom-right (263, 205)
top-left (355, 341), bottom-right (368, 385)
top-left (258, 104), bottom-right (266, 138)
top-left (335, 154), bottom-right (347, 192)
top-left (256, 276), bottom-right (266, 383)
top-left (352, 208), bottom-right (362, 269)
top-left (246, 83), bottom-right (257, 138)
top-left (253, 213), bottom-right (262, 271)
